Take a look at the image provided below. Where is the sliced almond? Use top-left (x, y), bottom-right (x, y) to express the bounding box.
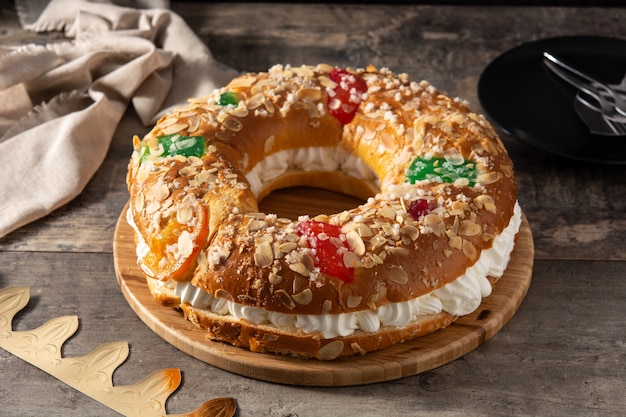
top-left (292, 275), bottom-right (308, 294)
top-left (301, 253), bottom-right (316, 272)
top-left (450, 200), bottom-right (468, 216)
top-left (254, 241), bottom-right (273, 267)
top-left (317, 340), bottom-right (344, 360)
top-left (264, 135), bottom-right (276, 153)
top-left (459, 220), bottom-right (482, 237)
top-left (343, 251), bottom-right (364, 268)
top-left (346, 295), bottom-right (362, 309)
top-left (316, 63), bottom-right (334, 73)
top-left (477, 171), bottom-right (500, 185)
top-left (178, 165), bottom-right (197, 176)
top-left (292, 288), bottom-right (313, 305)
top-left (293, 66), bottom-right (315, 78)
top-left (424, 213), bottom-right (446, 237)
top-left (462, 239), bottom-right (477, 261)
top-left (289, 262), bottom-right (310, 277)
top-left (367, 294), bottom-right (379, 310)
top-left (229, 105), bottom-right (249, 118)
top-left (187, 115), bottom-right (200, 133)
top-left (296, 87), bottom-right (322, 101)
top-left (318, 75), bottom-right (337, 89)
top-left (228, 75), bottom-right (257, 88)
top-left (388, 266), bottom-right (409, 284)
top-left (377, 206), bottom-right (396, 220)
top-left (448, 235), bottom-right (463, 250)
top-left (400, 225), bottom-right (419, 241)
top-left (160, 122), bottom-right (187, 135)
top-left (474, 194), bottom-right (497, 213)
top-left (177, 231), bottom-right (194, 259)
top-left (278, 242), bottom-right (298, 253)
top-left (268, 271), bottom-right (283, 285)
top-left (248, 219), bottom-right (268, 231)
top-left (356, 223), bottom-right (374, 238)
top-left (176, 205), bottom-right (193, 224)
top-left (263, 98), bottom-right (275, 114)
top-left (152, 182), bottom-right (170, 202)
top-left (370, 253), bottom-right (384, 265)
top-left (388, 247), bottom-right (409, 257)
top-left (215, 289), bottom-right (234, 302)
top-left (145, 201), bottom-right (160, 215)
top-left (346, 230), bottom-right (366, 256)
top-left (351, 342), bottom-right (367, 355)
top-left (443, 147), bottom-right (464, 165)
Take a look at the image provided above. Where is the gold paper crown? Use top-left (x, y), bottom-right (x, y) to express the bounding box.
top-left (0, 287), bottom-right (235, 417)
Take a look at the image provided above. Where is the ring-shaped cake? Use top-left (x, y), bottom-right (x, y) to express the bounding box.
top-left (126, 64), bottom-right (520, 360)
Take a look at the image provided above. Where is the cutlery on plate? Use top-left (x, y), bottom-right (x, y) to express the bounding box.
top-left (543, 51), bottom-right (626, 115)
top-left (543, 51), bottom-right (626, 136)
top-left (574, 93), bottom-right (626, 136)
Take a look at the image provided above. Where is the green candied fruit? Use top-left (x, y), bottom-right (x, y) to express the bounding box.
top-left (140, 134), bottom-right (205, 162)
top-left (217, 91), bottom-right (239, 106)
top-left (406, 156), bottom-right (477, 186)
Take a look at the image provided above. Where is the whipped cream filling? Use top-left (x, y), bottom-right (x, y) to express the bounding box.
top-left (172, 201), bottom-right (522, 339)
top-left (245, 146), bottom-right (377, 198)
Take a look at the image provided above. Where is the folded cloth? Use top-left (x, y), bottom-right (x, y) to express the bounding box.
top-left (0, 0), bottom-right (237, 238)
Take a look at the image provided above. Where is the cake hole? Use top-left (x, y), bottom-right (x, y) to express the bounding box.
top-left (258, 186), bottom-right (367, 220)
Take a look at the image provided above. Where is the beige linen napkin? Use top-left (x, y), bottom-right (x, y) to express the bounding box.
top-left (0, 0), bottom-right (237, 238)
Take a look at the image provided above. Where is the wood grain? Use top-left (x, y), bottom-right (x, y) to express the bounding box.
top-left (113, 202), bottom-right (533, 387)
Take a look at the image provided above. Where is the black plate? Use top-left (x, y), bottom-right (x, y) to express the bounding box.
top-left (478, 36), bottom-right (626, 164)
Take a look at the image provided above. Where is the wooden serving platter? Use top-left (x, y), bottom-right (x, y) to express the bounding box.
top-left (113, 194), bottom-right (533, 387)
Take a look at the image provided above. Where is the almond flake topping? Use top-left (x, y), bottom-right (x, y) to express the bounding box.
top-left (346, 295), bottom-right (362, 309)
top-left (343, 251), bottom-right (363, 269)
top-left (399, 224), bottom-right (419, 241)
top-left (292, 288), bottom-right (313, 305)
top-left (215, 288), bottom-right (234, 302)
top-left (254, 241), bottom-right (273, 267)
top-left (346, 230), bottom-right (366, 256)
top-left (474, 194), bottom-right (497, 213)
top-left (176, 205), bottom-right (193, 224)
top-left (388, 266), bottom-right (409, 284)
top-left (177, 230), bottom-right (194, 259)
top-left (317, 340), bottom-right (344, 360)
top-left (459, 220), bottom-right (481, 236)
top-left (289, 262), bottom-right (310, 277)
top-left (152, 182), bottom-right (170, 202)
top-left (462, 239), bottom-right (478, 260)
top-left (423, 213), bottom-right (446, 237)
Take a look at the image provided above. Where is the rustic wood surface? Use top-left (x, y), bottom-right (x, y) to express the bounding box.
top-left (1, 2), bottom-right (625, 416)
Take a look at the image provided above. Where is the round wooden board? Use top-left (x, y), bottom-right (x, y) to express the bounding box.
top-left (113, 203), bottom-right (533, 387)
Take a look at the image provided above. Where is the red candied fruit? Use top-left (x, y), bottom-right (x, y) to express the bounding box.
top-left (327, 68), bottom-right (368, 124)
top-left (408, 199), bottom-right (432, 221)
top-left (296, 220), bottom-right (354, 283)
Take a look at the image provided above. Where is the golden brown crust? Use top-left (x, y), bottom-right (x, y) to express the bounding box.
top-left (191, 185), bottom-right (515, 316)
top-left (126, 64), bottom-right (519, 359)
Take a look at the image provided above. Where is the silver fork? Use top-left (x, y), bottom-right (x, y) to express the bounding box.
top-left (543, 52), bottom-right (626, 136)
top-left (575, 92), bottom-right (626, 136)
top-left (543, 52), bottom-right (626, 116)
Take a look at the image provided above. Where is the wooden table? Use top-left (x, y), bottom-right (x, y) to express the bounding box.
top-left (1, 3), bottom-right (625, 416)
